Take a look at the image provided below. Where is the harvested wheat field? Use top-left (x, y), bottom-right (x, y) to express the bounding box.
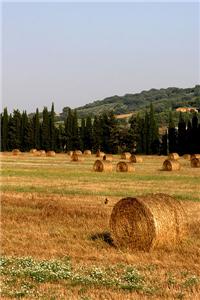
top-left (1, 152), bottom-right (200, 299)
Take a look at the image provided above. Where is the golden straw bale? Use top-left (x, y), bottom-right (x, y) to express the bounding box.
top-left (74, 150), bottom-right (82, 155)
top-left (33, 151), bottom-right (42, 156)
top-left (116, 161), bottom-right (135, 172)
top-left (130, 154), bottom-right (143, 163)
top-left (191, 158), bottom-right (200, 168)
top-left (93, 159), bottom-right (112, 172)
top-left (12, 149), bottom-right (21, 155)
top-left (110, 193), bottom-right (187, 251)
top-left (121, 152), bottom-right (131, 160)
top-left (67, 151), bottom-right (73, 156)
top-left (96, 150), bottom-right (105, 157)
top-left (39, 150), bottom-right (46, 156)
top-left (183, 154), bottom-right (191, 160)
top-left (30, 149), bottom-right (37, 153)
top-left (103, 154), bottom-right (113, 161)
top-left (162, 159), bottom-right (181, 171)
top-left (190, 154), bottom-right (200, 160)
top-left (168, 153), bottom-right (179, 160)
top-left (83, 150), bottom-right (92, 156)
top-left (46, 151), bottom-right (56, 157)
top-left (71, 153), bottom-right (84, 162)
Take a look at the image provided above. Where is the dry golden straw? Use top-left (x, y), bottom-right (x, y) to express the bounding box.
top-left (73, 150), bottom-right (82, 155)
top-left (46, 151), bottom-right (56, 157)
top-left (162, 159), bottom-right (181, 171)
top-left (93, 159), bottom-right (112, 172)
top-left (116, 161), bottom-right (135, 172)
top-left (183, 154), bottom-right (191, 160)
top-left (110, 193), bottom-right (187, 251)
top-left (191, 158), bottom-right (200, 168)
top-left (67, 151), bottom-right (73, 156)
top-left (103, 154), bottom-right (113, 161)
top-left (190, 154), bottom-right (200, 159)
top-left (83, 150), bottom-right (92, 156)
top-left (96, 150), bottom-right (105, 157)
top-left (168, 153), bottom-right (179, 160)
top-left (39, 150), bottom-right (46, 156)
top-left (30, 149), bottom-right (37, 153)
top-left (121, 152), bottom-right (131, 160)
top-left (71, 153), bottom-right (84, 162)
top-left (12, 149), bottom-right (21, 155)
top-left (130, 154), bottom-right (143, 163)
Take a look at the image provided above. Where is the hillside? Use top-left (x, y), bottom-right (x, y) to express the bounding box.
top-left (61, 85), bottom-right (200, 119)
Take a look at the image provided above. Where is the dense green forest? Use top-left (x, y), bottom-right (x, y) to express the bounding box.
top-left (60, 85), bottom-right (200, 121)
top-left (1, 103), bottom-right (200, 155)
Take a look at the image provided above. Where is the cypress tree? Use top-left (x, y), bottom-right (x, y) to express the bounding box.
top-left (64, 108), bottom-right (73, 151)
top-left (144, 111), bottom-right (150, 154)
top-left (41, 107), bottom-right (50, 150)
top-left (1, 108), bottom-right (9, 151)
top-left (177, 112), bottom-right (186, 155)
top-left (84, 116), bottom-right (93, 150)
top-left (33, 108), bottom-right (40, 149)
top-left (50, 102), bottom-right (55, 150)
top-left (168, 111), bottom-right (177, 153)
top-left (108, 111), bottom-right (119, 153)
top-left (7, 110), bottom-right (21, 150)
top-left (71, 110), bottom-right (80, 149)
top-left (80, 118), bottom-right (86, 151)
top-left (93, 115), bottom-right (102, 152)
top-left (149, 103), bottom-right (159, 154)
top-left (191, 113), bottom-right (198, 153)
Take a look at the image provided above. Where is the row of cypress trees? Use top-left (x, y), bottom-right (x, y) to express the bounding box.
top-left (1, 103), bottom-right (199, 154)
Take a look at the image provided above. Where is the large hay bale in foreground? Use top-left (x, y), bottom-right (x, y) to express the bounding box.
top-left (121, 152), bottom-right (131, 160)
top-left (190, 154), bottom-right (200, 160)
top-left (168, 153), bottom-right (179, 160)
top-left (46, 151), bottom-right (56, 157)
top-left (93, 159), bottom-right (112, 172)
top-left (110, 193), bottom-right (187, 251)
top-left (116, 161), bottom-right (135, 172)
top-left (83, 150), bottom-right (92, 156)
top-left (71, 153), bottom-right (84, 162)
top-left (96, 150), bottom-right (105, 158)
top-left (130, 154), bottom-right (143, 163)
top-left (162, 159), bottom-right (181, 171)
top-left (12, 149), bottom-right (21, 155)
top-left (103, 154), bottom-right (113, 161)
top-left (191, 158), bottom-right (200, 168)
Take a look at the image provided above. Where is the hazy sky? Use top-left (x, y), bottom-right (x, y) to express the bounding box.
top-left (2, 2), bottom-right (200, 113)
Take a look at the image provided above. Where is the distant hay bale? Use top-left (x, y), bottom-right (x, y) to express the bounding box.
top-left (130, 154), bottom-right (143, 163)
top-left (71, 153), bottom-right (84, 162)
top-left (67, 151), bottom-right (73, 156)
top-left (183, 154), bottom-right (191, 160)
top-left (46, 151), bottom-right (56, 157)
top-left (30, 149), bottom-right (37, 153)
top-left (191, 158), bottom-right (200, 168)
top-left (93, 159), bottom-right (112, 172)
top-left (39, 150), bottom-right (46, 156)
top-left (162, 159), bottom-right (181, 171)
top-left (168, 153), bottom-right (179, 160)
top-left (74, 150), bottom-right (82, 155)
top-left (12, 149), bottom-right (21, 155)
top-left (33, 151), bottom-right (42, 156)
top-left (190, 154), bottom-right (200, 160)
top-left (103, 154), bottom-right (113, 161)
top-left (96, 150), bottom-right (105, 157)
top-left (110, 193), bottom-right (187, 251)
top-left (116, 161), bottom-right (135, 172)
top-left (83, 150), bottom-right (92, 156)
top-left (121, 152), bottom-right (131, 160)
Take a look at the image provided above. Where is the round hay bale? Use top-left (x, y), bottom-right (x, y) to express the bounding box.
top-left (39, 150), bottom-right (46, 156)
top-left (30, 149), bottom-right (37, 153)
top-left (71, 153), bottom-right (84, 162)
top-left (93, 159), bottom-right (112, 172)
top-left (116, 161), bottom-right (135, 172)
top-left (191, 158), bottom-right (200, 168)
top-left (67, 151), bottom-right (73, 156)
top-left (121, 152), bottom-right (131, 160)
top-left (162, 159), bottom-right (181, 171)
top-left (183, 154), bottom-right (191, 160)
top-left (46, 151), bottom-right (56, 157)
top-left (96, 150), bottom-right (105, 157)
top-left (33, 151), bottom-right (42, 156)
top-left (83, 150), bottom-right (92, 156)
top-left (103, 154), bottom-right (113, 161)
top-left (130, 154), bottom-right (143, 163)
top-left (110, 193), bottom-right (187, 251)
top-left (74, 150), bottom-right (82, 155)
top-left (168, 153), bottom-right (179, 160)
top-left (12, 149), bottom-right (21, 155)
top-left (190, 154), bottom-right (200, 160)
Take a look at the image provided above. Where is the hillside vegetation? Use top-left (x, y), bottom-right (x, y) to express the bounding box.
top-left (61, 85), bottom-right (200, 119)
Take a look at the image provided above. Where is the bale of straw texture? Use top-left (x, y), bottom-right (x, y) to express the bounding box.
top-left (30, 149), bottom-right (37, 153)
top-left (33, 151), bottom-right (42, 156)
top-left (190, 154), bottom-right (200, 160)
top-left (191, 158), bottom-right (200, 168)
top-left (103, 154), bottom-right (113, 161)
top-left (130, 154), bottom-right (143, 163)
top-left (168, 153), bottom-right (179, 160)
top-left (183, 154), bottom-right (191, 160)
top-left (116, 161), bottom-right (135, 172)
top-left (121, 152), bottom-right (131, 160)
top-left (12, 149), bottom-right (21, 155)
top-left (67, 151), bottom-right (73, 156)
top-left (74, 150), bottom-right (82, 155)
top-left (93, 159), bottom-right (112, 172)
top-left (46, 151), bottom-right (56, 157)
top-left (71, 153), bottom-right (84, 162)
top-left (39, 150), bottom-right (46, 156)
top-left (162, 159), bottom-right (181, 171)
top-left (96, 150), bottom-right (105, 157)
top-left (83, 150), bottom-right (92, 156)
top-left (110, 193), bottom-right (187, 251)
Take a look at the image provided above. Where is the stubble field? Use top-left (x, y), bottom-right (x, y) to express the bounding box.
top-left (1, 152), bottom-right (200, 299)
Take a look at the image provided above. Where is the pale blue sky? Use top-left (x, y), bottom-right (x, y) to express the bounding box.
top-left (2, 2), bottom-right (200, 113)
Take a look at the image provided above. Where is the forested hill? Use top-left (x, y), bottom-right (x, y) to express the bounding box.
top-left (62, 85), bottom-right (200, 118)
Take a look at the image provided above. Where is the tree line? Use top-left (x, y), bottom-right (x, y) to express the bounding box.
top-left (1, 103), bottom-right (200, 155)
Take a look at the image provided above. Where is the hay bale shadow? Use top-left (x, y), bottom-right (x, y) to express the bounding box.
top-left (90, 231), bottom-right (115, 247)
